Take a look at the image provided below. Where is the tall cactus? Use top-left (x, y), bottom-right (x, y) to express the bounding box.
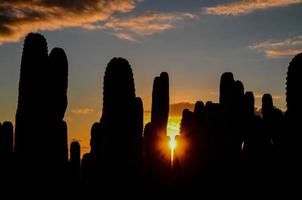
top-left (286, 53), bottom-right (302, 118)
top-left (144, 71), bottom-right (169, 152)
top-left (48, 48), bottom-right (68, 121)
top-left (151, 72), bottom-right (169, 135)
top-left (262, 93), bottom-right (273, 120)
top-left (90, 57), bottom-right (143, 185)
top-left (14, 33), bottom-right (69, 182)
top-left (244, 92), bottom-right (255, 120)
top-left (0, 121), bottom-right (13, 158)
top-left (101, 57), bottom-right (135, 124)
top-left (15, 33), bottom-right (48, 155)
top-left (69, 141), bottom-right (81, 184)
top-left (220, 72), bottom-right (234, 108)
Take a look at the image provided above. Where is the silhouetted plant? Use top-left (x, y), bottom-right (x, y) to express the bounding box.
top-left (262, 93), bottom-right (273, 120)
top-left (14, 33), bottom-right (69, 184)
top-left (151, 72), bottom-right (169, 134)
top-left (244, 92), bottom-right (255, 120)
top-left (81, 152), bottom-right (97, 186)
top-left (220, 72), bottom-right (234, 107)
top-left (89, 57), bottom-right (144, 188)
top-left (194, 101), bottom-right (205, 114)
top-left (69, 141), bottom-right (81, 184)
top-left (286, 53), bottom-right (302, 117)
top-left (15, 33), bottom-right (48, 155)
top-left (48, 48), bottom-right (68, 121)
top-left (90, 122), bottom-right (101, 155)
top-left (0, 121), bottom-right (13, 157)
top-left (144, 72), bottom-right (169, 156)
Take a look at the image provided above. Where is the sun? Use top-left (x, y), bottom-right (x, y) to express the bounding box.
top-left (168, 134), bottom-right (177, 168)
top-left (167, 117), bottom-right (181, 168)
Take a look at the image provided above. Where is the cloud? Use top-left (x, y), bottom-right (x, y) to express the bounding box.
top-left (71, 108), bottom-right (94, 115)
top-left (102, 12), bottom-right (197, 41)
top-left (0, 0), bottom-right (197, 44)
top-left (249, 36), bottom-right (302, 58)
top-left (264, 49), bottom-right (302, 58)
top-left (0, 0), bottom-right (136, 44)
top-left (114, 32), bottom-right (138, 42)
top-left (249, 36), bottom-right (302, 49)
top-left (204, 0), bottom-right (302, 16)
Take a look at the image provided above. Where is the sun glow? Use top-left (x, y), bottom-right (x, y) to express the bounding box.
top-left (167, 117), bottom-right (181, 168)
top-left (169, 134), bottom-right (177, 168)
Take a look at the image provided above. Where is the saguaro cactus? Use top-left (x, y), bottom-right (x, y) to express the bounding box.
top-left (220, 72), bottom-right (234, 108)
top-left (286, 53), bottom-right (302, 118)
top-left (262, 93), bottom-right (273, 120)
top-left (15, 33), bottom-right (48, 155)
top-left (69, 141), bottom-right (81, 184)
top-left (0, 121), bottom-right (13, 157)
top-left (90, 57), bottom-right (143, 185)
top-left (151, 72), bottom-right (169, 135)
top-left (14, 33), bottom-right (69, 182)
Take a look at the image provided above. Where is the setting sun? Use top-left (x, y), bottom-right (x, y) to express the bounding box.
top-left (167, 117), bottom-right (181, 168)
top-left (169, 135), bottom-right (177, 168)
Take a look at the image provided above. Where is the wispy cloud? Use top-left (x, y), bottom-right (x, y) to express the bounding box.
top-left (0, 0), bottom-right (136, 44)
top-left (264, 49), bottom-right (302, 58)
top-left (114, 32), bottom-right (138, 42)
top-left (102, 12), bottom-right (197, 41)
top-left (71, 108), bottom-right (94, 115)
top-left (249, 36), bottom-right (302, 58)
top-left (249, 36), bottom-right (302, 49)
top-left (204, 0), bottom-right (302, 16)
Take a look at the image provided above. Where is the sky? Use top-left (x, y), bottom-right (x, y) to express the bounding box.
top-left (0, 0), bottom-right (302, 155)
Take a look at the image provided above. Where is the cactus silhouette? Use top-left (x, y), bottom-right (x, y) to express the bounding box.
top-left (15, 33), bottom-right (48, 155)
top-left (48, 48), bottom-right (68, 121)
top-left (262, 94), bottom-right (273, 119)
top-left (14, 33), bottom-right (69, 183)
top-left (244, 92), bottom-right (255, 119)
top-left (87, 57), bottom-right (143, 187)
top-left (194, 101), bottom-right (205, 114)
top-left (0, 121), bottom-right (14, 186)
top-left (151, 72), bottom-right (169, 135)
top-left (220, 72), bottom-right (234, 107)
top-left (286, 53), bottom-right (302, 118)
top-left (144, 72), bottom-right (169, 158)
top-left (69, 141), bottom-right (81, 185)
top-left (101, 58), bottom-right (135, 124)
top-left (0, 121), bottom-right (13, 157)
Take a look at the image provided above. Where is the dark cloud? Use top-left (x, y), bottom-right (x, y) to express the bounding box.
top-left (0, 0), bottom-right (136, 44)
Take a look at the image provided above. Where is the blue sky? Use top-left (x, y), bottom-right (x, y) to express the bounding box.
top-left (0, 0), bottom-right (302, 153)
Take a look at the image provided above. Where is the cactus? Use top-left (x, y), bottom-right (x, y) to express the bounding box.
top-left (144, 72), bottom-right (170, 156)
top-left (262, 93), bottom-right (273, 120)
top-left (194, 101), bottom-right (205, 114)
top-left (244, 92), bottom-right (255, 119)
top-left (101, 57), bottom-right (135, 124)
top-left (0, 121), bottom-right (13, 157)
top-left (151, 72), bottom-right (169, 135)
top-left (89, 57), bottom-right (144, 184)
top-left (14, 33), bottom-right (69, 182)
top-left (286, 53), bottom-right (302, 118)
top-left (15, 33), bottom-right (48, 155)
top-left (220, 72), bottom-right (234, 107)
top-left (69, 141), bottom-right (81, 183)
top-left (48, 48), bottom-right (68, 121)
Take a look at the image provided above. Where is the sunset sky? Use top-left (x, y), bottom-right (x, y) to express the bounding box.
top-left (0, 0), bottom-right (302, 154)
